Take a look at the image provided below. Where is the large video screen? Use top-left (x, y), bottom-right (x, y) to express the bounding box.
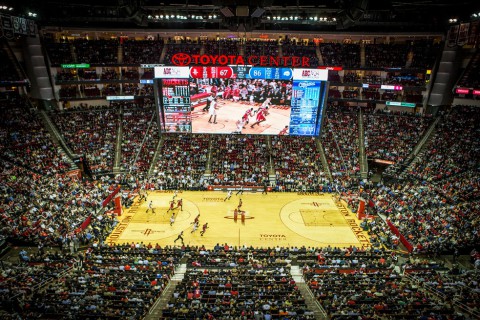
top-left (156, 66), bottom-right (328, 136)
top-left (190, 78), bottom-right (292, 135)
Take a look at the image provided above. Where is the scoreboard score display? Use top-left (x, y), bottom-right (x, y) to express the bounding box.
top-left (155, 66), bottom-right (328, 136)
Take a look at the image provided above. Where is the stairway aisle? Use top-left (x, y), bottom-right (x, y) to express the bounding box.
top-left (113, 106), bottom-right (123, 174)
top-left (39, 110), bottom-right (77, 168)
top-left (315, 138), bottom-right (333, 182)
top-left (290, 265), bottom-right (304, 283)
top-left (144, 263), bottom-right (187, 319)
top-left (315, 42), bottom-right (324, 65)
top-left (147, 135), bottom-right (165, 176)
top-left (291, 265), bottom-right (328, 320)
top-left (358, 109), bottom-right (368, 179)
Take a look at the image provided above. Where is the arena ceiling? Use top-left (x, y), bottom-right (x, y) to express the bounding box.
top-left (4, 0), bottom-right (480, 32)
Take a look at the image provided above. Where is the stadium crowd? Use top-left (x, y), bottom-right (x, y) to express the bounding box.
top-left (271, 136), bottom-right (330, 192)
top-left (210, 135), bottom-right (270, 187)
top-left (363, 110), bottom-right (432, 164)
top-left (321, 103), bottom-right (360, 187)
top-left (1, 35), bottom-right (479, 320)
top-left (121, 104), bottom-right (159, 174)
top-left (304, 250), bottom-right (465, 319)
top-left (163, 267), bottom-right (314, 319)
top-left (407, 106), bottom-right (480, 181)
top-left (149, 134), bottom-right (210, 190)
top-left (51, 107), bottom-right (119, 174)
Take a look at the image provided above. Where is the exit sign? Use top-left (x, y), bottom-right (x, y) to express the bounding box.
top-left (386, 101), bottom-right (416, 108)
top-left (61, 63), bottom-right (90, 68)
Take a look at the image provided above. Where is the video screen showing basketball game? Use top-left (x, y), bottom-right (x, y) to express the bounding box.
top-left (155, 66), bottom-right (328, 136)
top-left (190, 78), bottom-right (292, 135)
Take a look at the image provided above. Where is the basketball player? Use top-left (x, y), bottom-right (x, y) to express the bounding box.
top-left (238, 198), bottom-right (243, 210)
top-left (202, 93), bottom-right (214, 112)
top-left (224, 190), bottom-right (233, 201)
top-left (250, 107), bottom-right (269, 128)
top-left (254, 98), bottom-right (271, 115)
top-left (138, 189), bottom-right (147, 202)
top-left (240, 87), bottom-right (248, 102)
top-left (262, 181), bottom-right (268, 195)
top-left (192, 214), bottom-right (200, 225)
top-left (232, 86), bottom-right (240, 102)
top-left (233, 119), bottom-right (244, 134)
top-left (169, 213), bottom-right (175, 226)
top-left (200, 223), bottom-right (209, 236)
top-left (208, 98), bottom-right (218, 124)
top-left (173, 190), bottom-right (178, 200)
top-left (176, 198), bottom-right (183, 211)
top-left (242, 108), bottom-right (254, 125)
top-left (191, 221), bottom-right (199, 233)
top-left (167, 200), bottom-right (175, 213)
top-left (236, 185), bottom-right (244, 195)
top-left (146, 201), bottom-right (155, 214)
top-left (249, 94), bottom-right (255, 105)
top-left (279, 125), bottom-right (289, 135)
top-left (223, 86), bottom-right (231, 100)
top-left (174, 231), bottom-right (184, 245)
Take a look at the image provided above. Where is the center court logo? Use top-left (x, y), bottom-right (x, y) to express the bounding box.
top-left (224, 210), bottom-right (255, 220)
top-left (171, 53), bottom-right (192, 66)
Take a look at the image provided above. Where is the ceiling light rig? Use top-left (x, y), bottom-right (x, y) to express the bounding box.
top-left (0, 5), bottom-right (13, 11)
top-left (147, 13), bottom-right (218, 21)
top-left (269, 15), bottom-right (336, 22)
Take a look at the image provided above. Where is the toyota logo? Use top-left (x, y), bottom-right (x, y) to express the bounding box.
top-left (171, 53), bottom-right (191, 66)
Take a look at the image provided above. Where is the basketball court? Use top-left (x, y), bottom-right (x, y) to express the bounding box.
top-left (191, 100), bottom-right (291, 135)
top-left (107, 191), bottom-right (371, 249)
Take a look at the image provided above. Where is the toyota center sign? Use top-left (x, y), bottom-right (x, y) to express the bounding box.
top-left (171, 52), bottom-right (311, 67)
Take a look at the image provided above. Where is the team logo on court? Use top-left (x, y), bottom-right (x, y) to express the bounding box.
top-left (171, 53), bottom-right (192, 66)
top-left (132, 228), bottom-right (164, 236)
